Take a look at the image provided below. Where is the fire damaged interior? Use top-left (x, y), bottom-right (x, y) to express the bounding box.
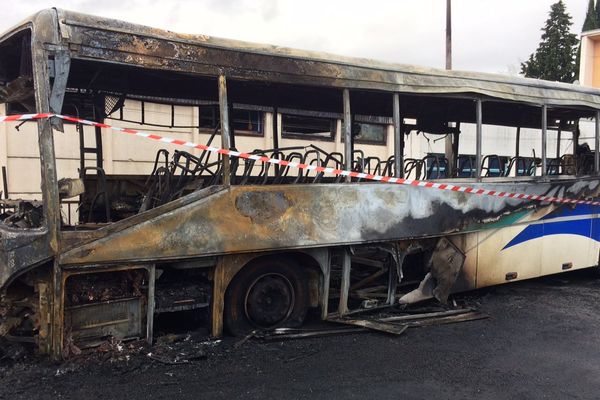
top-left (2, 8), bottom-right (600, 359)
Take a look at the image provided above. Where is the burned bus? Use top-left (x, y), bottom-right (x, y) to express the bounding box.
top-left (1, 8), bottom-right (600, 359)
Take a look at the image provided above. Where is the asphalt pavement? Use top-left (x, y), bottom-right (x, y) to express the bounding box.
top-left (2, 269), bottom-right (600, 400)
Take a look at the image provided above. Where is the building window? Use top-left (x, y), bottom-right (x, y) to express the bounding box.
top-left (232, 109), bottom-right (263, 134)
top-left (198, 106), bottom-right (264, 135)
top-left (352, 122), bottom-right (387, 144)
top-left (281, 114), bottom-right (335, 140)
top-left (199, 106), bottom-right (219, 129)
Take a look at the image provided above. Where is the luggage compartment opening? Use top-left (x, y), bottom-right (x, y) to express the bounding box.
top-left (153, 267), bottom-right (212, 337)
top-left (64, 268), bottom-right (149, 351)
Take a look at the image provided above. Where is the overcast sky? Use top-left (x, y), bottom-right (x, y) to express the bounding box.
top-left (0, 0), bottom-right (590, 74)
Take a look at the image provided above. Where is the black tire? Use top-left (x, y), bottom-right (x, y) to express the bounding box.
top-left (224, 257), bottom-right (309, 336)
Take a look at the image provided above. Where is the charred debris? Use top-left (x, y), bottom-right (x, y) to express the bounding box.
top-left (1, 237), bottom-right (484, 363)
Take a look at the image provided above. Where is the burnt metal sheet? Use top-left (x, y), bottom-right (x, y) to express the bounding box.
top-left (0, 225), bottom-right (52, 290)
top-left (65, 296), bottom-right (142, 346)
top-left (329, 318), bottom-right (408, 335)
top-left (5, 9), bottom-right (600, 108)
top-left (0, 9), bottom-right (64, 293)
top-left (58, 8), bottom-right (600, 107)
top-left (59, 178), bottom-right (600, 267)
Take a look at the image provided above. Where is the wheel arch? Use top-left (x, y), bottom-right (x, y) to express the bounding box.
top-left (211, 248), bottom-right (329, 337)
top-left (224, 250), bottom-right (325, 309)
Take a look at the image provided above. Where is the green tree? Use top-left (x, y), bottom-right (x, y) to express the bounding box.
top-left (521, 1), bottom-right (579, 82)
top-left (583, 0), bottom-right (598, 31)
top-left (595, 0), bottom-right (600, 28)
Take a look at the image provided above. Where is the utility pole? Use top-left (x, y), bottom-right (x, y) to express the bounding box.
top-left (444, 0), bottom-right (454, 174)
top-left (446, 0), bottom-right (452, 70)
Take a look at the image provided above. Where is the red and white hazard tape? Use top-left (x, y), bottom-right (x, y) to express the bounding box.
top-left (2, 113), bottom-right (599, 207)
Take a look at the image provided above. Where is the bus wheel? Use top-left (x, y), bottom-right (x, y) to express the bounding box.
top-left (224, 258), bottom-right (309, 335)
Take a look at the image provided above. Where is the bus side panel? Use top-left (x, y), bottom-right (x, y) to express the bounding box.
top-left (475, 225), bottom-right (542, 288)
top-left (539, 204), bottom-right (599, 274)
top-left (541, 221), bottom-right (595, 275)
top-left (594, 215), bottom-right (600, 267)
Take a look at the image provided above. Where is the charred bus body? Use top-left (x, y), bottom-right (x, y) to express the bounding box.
top-left (1, 9), bottom-right (600, 358)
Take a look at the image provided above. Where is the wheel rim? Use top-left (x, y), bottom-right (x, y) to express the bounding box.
top-left (244, 272), bottom-right (295, 328)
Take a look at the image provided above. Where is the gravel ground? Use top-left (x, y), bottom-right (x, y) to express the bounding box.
top-left (2, 269), bottom-right (600, 400)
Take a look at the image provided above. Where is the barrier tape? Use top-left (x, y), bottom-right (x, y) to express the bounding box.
top-left (1, 113), bottom-right (599, 206)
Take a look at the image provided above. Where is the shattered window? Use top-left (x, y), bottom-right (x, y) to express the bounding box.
top-left (281, 114), bottom-right (335, 140)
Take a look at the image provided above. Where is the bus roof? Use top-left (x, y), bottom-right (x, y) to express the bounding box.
top-left (5, 8), bottom-right (600, 110)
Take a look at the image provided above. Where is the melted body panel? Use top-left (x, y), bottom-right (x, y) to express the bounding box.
top-left (51, 9), bottom-right (600, 108)
top-left (0, 224), bottom-right (52, 290)
top-left (58, 178), bottom-right (600, 268)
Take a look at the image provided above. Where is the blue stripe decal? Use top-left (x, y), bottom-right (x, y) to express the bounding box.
top-left (502, 204), bottom-right (600, 250)
top-left (540, 204), bottom-right (597, 219)
top-left (503, 223), bottom-right (545, 250)
top-left (502, 218), bottom-right (596, 250)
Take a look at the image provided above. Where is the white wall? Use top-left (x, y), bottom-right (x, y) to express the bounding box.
top-left (408, 120), bottom-right (594, 163)
top-left (1, 102), bottom-right (594, 202)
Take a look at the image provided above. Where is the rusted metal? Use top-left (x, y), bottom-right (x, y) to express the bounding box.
top-left (218, 75), bottom-right (231, 186)
top-left (330, 318), bottom-right (408, 336)
top-left (386, 263), bottom-right (398, 305)
top-left (53, 178), bottom-right (600, 268)
top-left (430, 237), bottom-right (465, 304)
top-left (210, 253), bottom-right (258, 338)
top-left (43, 9), bottom-right (600, 107)
top-left (386, 251), bottom-right (402, 305)
top-left (20, 10), bottom-right (65, 360)
top-left (380, 311), bottom-right (489, 327)
top-left (338, 248), bottom-right (351, 315)
top-left (48, 49), bottom-right (70, 131)
top-left (61, 265), bottom-right (153, 351)
top-left (146, 265), bottom-right (155, 345)
top-left (343, 88), bottom-right (352, 182)
top-left (399, 237), bottom-right (466, 304)
top-left (475, 99), bottom-right (482, 179)
top-left (261, 309), bottom-right (486, 340)
top-left (37, 281), bottom-right (51, 353)
top-left (319, 250), bottom-right (331, 320)
top-left (393, 93), bottom-right (402, 178)
top-left (65, 297), bottom-right (143, 347)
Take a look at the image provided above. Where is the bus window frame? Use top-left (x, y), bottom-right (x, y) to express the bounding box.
top-left (280, 112), bottom-right (337, 142)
